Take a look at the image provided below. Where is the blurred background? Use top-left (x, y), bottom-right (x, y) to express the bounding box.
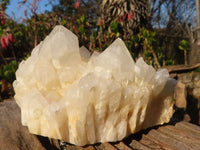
top-left (0, 0), bottom-right (200, 100)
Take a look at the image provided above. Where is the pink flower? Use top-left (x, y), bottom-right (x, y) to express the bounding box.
top-left (93, 43), bottom-right (96, 48)
top-left (74, 1), bottom-right (81, 9)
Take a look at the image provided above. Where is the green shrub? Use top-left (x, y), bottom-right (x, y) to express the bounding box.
top-left (0, 60), bottom-right (18, 83)
top-left (165, 59), bottom-right (175, 66)
top-left (194, 67), bottom-right (200, 72)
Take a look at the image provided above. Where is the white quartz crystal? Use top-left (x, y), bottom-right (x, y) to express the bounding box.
top-left (13, 25), bottom-right (176, 146)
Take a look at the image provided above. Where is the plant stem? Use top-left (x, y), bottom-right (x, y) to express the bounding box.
top-left (0, 52), bottom-right (7, 65)
top-left (98, 32), bottom-right (102, 52)
top-left (34, 12), bottom-right (37, 47)
top-left (184, 49), bottom-right (187, 65)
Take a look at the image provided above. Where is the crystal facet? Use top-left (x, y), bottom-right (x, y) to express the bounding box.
top-left (13, 25), bottom-right (176, 146)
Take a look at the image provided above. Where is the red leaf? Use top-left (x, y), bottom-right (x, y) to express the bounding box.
top-left (8, 34), bottom-right (16, 43)
top-left (128, 11), bottom-right (133, 21)
top-left (119, 17), bottom-right (123, 22)
top-left (4, 36), bottom-right (9, 47)
top-left (1, 37), bottom-right (7, 50)
top-left (123, 13), bottom-right (127, 20)
top-left (98, 18), bottom-right (102, 26)
top-left (73, 25), bottom-right (79, 33)
top-left (98, 35), bottom-right (102, 51)
top-left (1, 20), bottom-right (5, 25)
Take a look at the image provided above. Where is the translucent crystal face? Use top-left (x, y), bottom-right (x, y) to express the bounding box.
top-left (13, 25), bottom-right (176, 146)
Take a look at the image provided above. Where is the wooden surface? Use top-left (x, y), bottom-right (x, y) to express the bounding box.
top-left (164, 63), bottom-right (200, 74)
top-left (1, 100), bottom-right (200, 150)
top-left (0, 100), bottom-right (46, 150)
top-left (62, 121), bottom-right (200, 150)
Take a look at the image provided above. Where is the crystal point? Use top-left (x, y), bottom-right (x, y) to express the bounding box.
top-left (14, 25), bottom-right (176, 146)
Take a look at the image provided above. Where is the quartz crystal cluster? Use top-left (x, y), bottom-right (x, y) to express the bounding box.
top-left (13, 25), bottom-right (176, 146)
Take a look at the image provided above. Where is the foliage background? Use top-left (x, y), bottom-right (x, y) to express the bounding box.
top-left (0, 0), bottom-right (200, 100)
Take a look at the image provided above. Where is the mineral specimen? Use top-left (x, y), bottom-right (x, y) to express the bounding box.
top-left (13, 25), bottom-right (177, 146)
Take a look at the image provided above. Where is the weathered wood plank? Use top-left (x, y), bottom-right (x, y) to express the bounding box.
top-left (65, 145), bottom-right (82, 150)
top-left (95, 143), bottom-right (116, 150)
top-left (82, 145), bottom-right (96, 150)
top-left (0, 101), bottom-right (46, 150)
top-left (65, 144), bottom-right (95, 150)
top-left (129, 140), bottom-right (151, 150)
top-left (144, 134), bottom-right (174, 150)
top-left (174, 123), bottom-right (200, 140)
top-left (113, 142), bottom-right (132, 150)
top-left (49, 138), bottom-right (61, 150)
top-left (2, 99), bottom-right (200, 150)
top-left (140, 135), bottom-right (165, 149)
top-left (158, 125), bottom-right (200, 150)
top-left (147, 129), bottom-right (192, 150)
top-left (165, 63), bottom-right (200, 73)
top-left (176, 121), bottom-right (200, 134)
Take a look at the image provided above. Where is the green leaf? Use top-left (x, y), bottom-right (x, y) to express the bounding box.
top-left (179, 40), bottom-right (189, 51)
top-left (110, 20), bottom-right (119, 33)
top-left (178, 45), bottom-right (184, 51)
top-left (144, 50), bottom-right (151, 57)
top-left (80, 15), bottom-right (86, 24)
top-left (116, 32), bottom-right (120, 37)
top-left (61, 20), bottom-right (67, 25)
top-left (150, 32), bottom-right (156, 37)
top-left (0, 60), bottom-right (18, 83)
top-left (77, 19), bottom-right (81, 25)
top-left (78, 26), bottom-right (84, 34)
